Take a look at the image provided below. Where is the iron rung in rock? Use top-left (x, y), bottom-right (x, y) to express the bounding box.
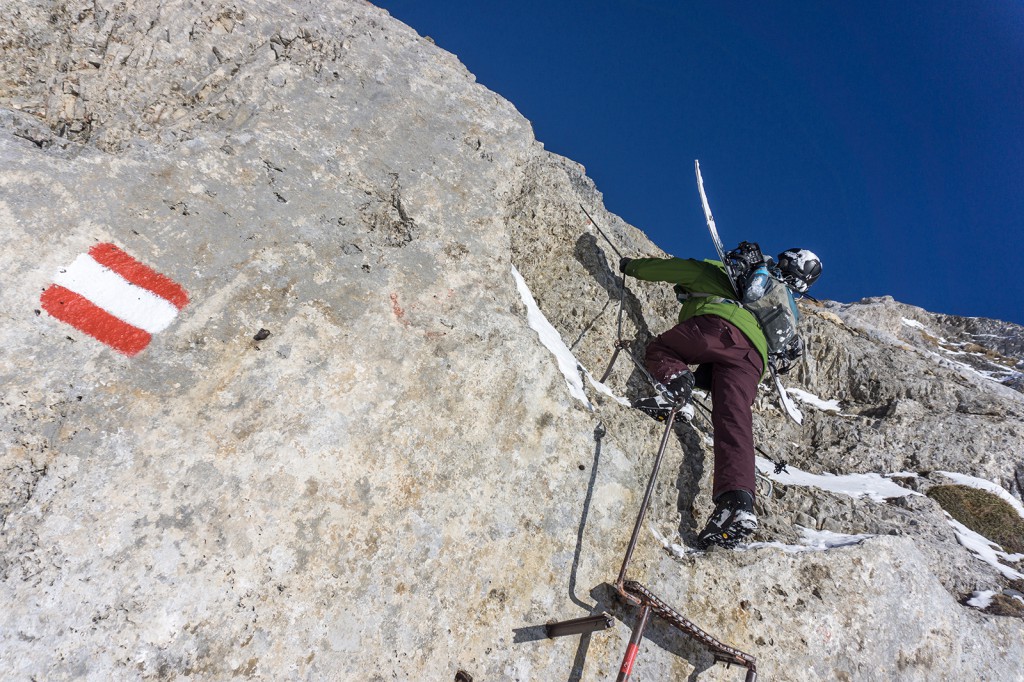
top-left (624, 580), bottom-right (756, 671)
top-left (544, 612), bottom-right (615, 638)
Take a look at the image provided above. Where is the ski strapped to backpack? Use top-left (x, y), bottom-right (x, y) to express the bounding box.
top-left (695, 160), bottom-right (804, 423)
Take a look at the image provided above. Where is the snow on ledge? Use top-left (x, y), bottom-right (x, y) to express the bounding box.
top-left (583, 368), bottom-right (631, 407)
top-left (796, 526), bottom-right (874, 550)
top-left (511, 265), bottom-right (592, 409)
top-left (650, 524), bottom-right (872, 557)
top-left (755, 457), bottom-right (921, 502)
top-left (899, 317), bottom-right (1016, 385)
top-left (945, 516), bottom-right (1024, 580)
top-left (966, 590), bottom-right (997, 609)
top-left (743, 526), bottom-right (874, 553)
top-left (786, 388), bottom-right (842, 413)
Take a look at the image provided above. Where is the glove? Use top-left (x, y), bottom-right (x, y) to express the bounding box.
top-left (619, 257), bottom-right (632, 274)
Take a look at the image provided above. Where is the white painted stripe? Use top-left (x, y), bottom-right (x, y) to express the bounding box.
top-left (53, 254), bottom-right (180, 333)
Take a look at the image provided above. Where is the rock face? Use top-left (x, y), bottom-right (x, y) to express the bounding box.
top-left (1, 1), bottom-right (1022, 680)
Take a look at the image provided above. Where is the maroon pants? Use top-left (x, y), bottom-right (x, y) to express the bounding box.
top-left (645, 315), bottom-right (763, 500)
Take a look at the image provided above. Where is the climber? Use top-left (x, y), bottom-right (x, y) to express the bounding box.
top-left (619, 248), bottom-right (822, 549)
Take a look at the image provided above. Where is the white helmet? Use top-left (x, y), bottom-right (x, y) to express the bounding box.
top-left (776, 249), bottom-right (822, 292)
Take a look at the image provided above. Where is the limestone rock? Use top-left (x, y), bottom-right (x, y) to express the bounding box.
top-left (1, 1), bottom-right (1022, 680)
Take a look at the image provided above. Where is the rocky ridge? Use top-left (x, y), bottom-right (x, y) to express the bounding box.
top-left (1, 1), bottom-right (1022, 680)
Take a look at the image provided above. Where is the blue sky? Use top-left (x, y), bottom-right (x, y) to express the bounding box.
top-left (375, 1), bottom-right (1024, 325)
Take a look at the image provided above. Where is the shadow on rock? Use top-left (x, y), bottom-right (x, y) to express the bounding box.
top-left (591, 582), bottom-right (718, 680)
top-left (573, 233), bottom-right (657, 401)
top-left (675, 423), bottom-right (708, 543)
top-left (566, 422), bottom-right (609, 610)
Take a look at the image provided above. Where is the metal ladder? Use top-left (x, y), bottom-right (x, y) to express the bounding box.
top-left (544, 401), bottom-right (757, 681)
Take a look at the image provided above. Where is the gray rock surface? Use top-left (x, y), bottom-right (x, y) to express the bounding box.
top-left (2, 1), bottom-right (1022, 680)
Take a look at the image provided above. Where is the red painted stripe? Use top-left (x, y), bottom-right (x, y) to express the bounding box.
top-left (41, 285), bottom-right (151, 356)
top-left (619, 642), bottom-right (640, 676)
top-left (88, 243), bottom-right (189, 309)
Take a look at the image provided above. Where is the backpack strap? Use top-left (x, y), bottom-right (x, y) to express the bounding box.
top-left (673, 285), bottom-right (740, 307)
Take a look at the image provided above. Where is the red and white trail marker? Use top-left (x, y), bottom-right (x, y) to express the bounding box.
top-left (40, 243), bottom-right (189, 356)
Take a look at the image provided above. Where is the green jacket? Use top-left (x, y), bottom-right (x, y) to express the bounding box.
top-left (625, 257), bottom-right (769, 375)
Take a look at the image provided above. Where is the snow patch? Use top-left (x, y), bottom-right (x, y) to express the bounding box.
top-left (926, 347), bottom-right (1006, 383)
top-left (583, 369), bottom-right (631, 407)
top-left (734, 540), bottom-right (804, 553)
top-left (774, 376), bottom-right (804, 424)
top-left (786, 388), bottom-right (842, 413)
top-left (511, 266), bottom-right (592, 409)
top-left (796, 526), bottom-right (874, 550)
top-left (648, 525), bottom-right (669, 547)
top-left (897, 317), bottom-right (1018, 386)
top-left (653, 524), bottom-right (872, 557)
top-left (966, 590), bottom-right (997, 609)
top-left (650, 525), bottom-right (698, 558)
top-left (742, 526), bottom-right (873, 553)
top-left (755, 457), bottom-right (920, 502)
top-left (945, 516), bottom-right (1023, 580)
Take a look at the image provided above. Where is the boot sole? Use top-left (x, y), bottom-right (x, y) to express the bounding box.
top-left (696, 520), bottom-right (757, 550)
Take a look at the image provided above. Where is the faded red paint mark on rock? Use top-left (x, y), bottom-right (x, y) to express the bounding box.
top-left (390, 292), bottom-right (410, 327)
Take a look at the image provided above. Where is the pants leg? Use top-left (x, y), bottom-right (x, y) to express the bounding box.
top-left (644, 316), bottom-right (763, 500)
top-left (708, 342), bottom-right (762, 500)
top-left (644, 318), bottom-right (708, 385)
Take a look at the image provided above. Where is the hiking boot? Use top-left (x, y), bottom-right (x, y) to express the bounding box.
top-left (664, 370), bottom-right (694, 404)
top-left (696, 490), bottom-right (757, 549)
top-left (633, 395), bottom-right (694, 423)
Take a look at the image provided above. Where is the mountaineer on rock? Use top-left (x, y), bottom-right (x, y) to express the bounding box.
top-left (619, 248), bottom-right (822, 548)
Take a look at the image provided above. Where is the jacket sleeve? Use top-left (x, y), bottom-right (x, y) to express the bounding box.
top-left (625, 257), bottom-right (735, 298)
top-left (623, 257), bottom-right (705, 285)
